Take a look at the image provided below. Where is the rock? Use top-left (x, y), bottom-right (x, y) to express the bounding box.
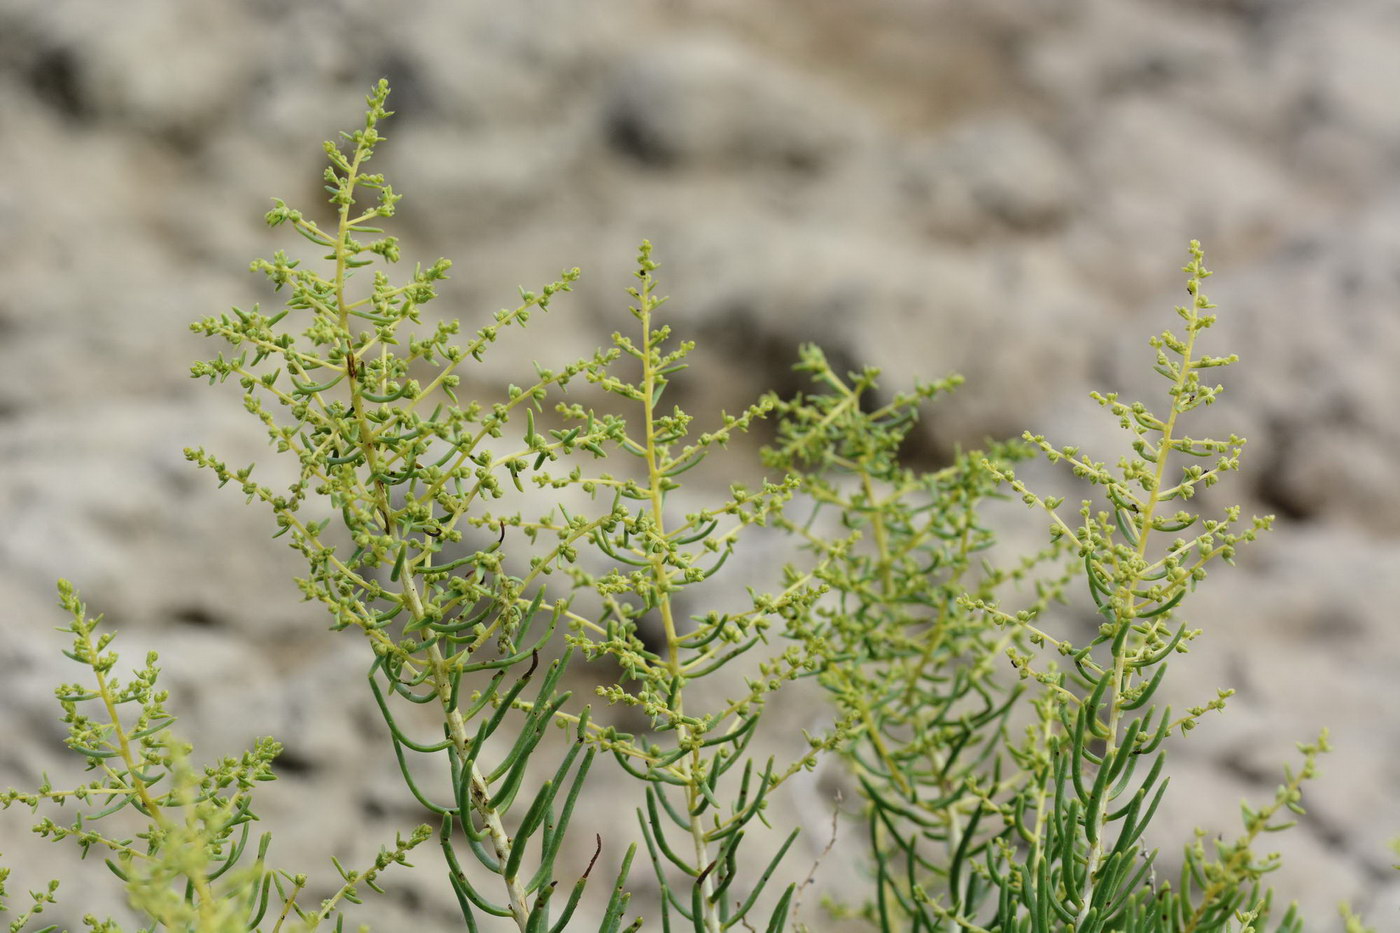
top-left (0, 403), bottom-right (313, 640)
top-left (602, 33), bottom-right (866, 171)
top-left (0, 0), bottom-right (258, 139)
top-left (900, 117), bottom-right (1079, 236)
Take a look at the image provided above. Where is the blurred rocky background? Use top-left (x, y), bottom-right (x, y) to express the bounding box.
top-left (2, 0), bottom-right (1399, 929)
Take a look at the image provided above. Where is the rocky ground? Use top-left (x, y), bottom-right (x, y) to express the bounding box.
top-left (2, 1), bottom-right (1399, 930)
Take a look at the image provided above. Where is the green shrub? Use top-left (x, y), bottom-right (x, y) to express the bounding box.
top-left (0, 80), bottom-right (1379, 933)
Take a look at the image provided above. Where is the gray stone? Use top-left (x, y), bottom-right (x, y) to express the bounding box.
top-left (900, 117), bottom-right (1079, 236)
top-left (602, 33), bottom-right (867, 171)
